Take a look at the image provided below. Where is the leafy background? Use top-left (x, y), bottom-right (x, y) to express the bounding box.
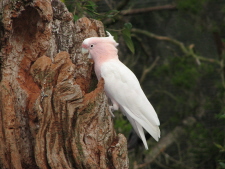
top-left (64, 0), bottom-right (225, 168)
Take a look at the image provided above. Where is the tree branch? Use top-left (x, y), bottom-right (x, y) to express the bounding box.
top-left (149, 90), bottom-right (179, 102)
top-left (121, 4), bottom-right (176, 15)
top-left (104, 4), bottom-right (176, 26)
top-left (132, 28), bottom-right (220, 65)
top-left (116, 0), bottom-right (130, 11)
top-left (131, 34), bottom-right (160, 83)
top-left (140, 56), bottom-right (160, 84)
top-left (134, 117), bottom-right (196, 169)
top-left (161, 152), bottom-right (193, 169)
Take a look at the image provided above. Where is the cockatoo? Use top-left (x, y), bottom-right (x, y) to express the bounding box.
top-left (81, 32), bottom-right (160, 149)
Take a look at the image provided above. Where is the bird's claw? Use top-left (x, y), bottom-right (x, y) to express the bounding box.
top-left (109, 106), bottom-right (115, 118)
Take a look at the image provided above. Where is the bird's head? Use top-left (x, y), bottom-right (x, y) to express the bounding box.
top-left (81, 31), bottom-right (119, 61)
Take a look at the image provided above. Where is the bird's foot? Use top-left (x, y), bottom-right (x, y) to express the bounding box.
top-left (109, 106), bottom-right (115, 118)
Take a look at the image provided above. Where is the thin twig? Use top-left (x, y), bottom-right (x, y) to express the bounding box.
top-left (121, 4), bottom-right (177, 15)
top-left (148, 89), bottom-right (178, 101)
top-left (154, 159), bottom-right (173, 169)
top-left (140, 56), bottom-right (160, 84)
top-left (135, 117), bottom-right (196, 168)
top-left (131, 34), bottom-right (160, 83)
top-left (104, 3), bottom-right (175, 25)
top-left (220, 55), bottom-right (225, 88)
top-left (132, 28), bottom-right (220, 65)
top-left (162, 152), bottom-right (193, 169)
top-left (104, 0), bottom-right (113, 10)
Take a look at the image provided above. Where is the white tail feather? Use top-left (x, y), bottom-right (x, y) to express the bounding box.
top-left (135, 121), bottom-right (148, 149)
top-left (123, 106), bottom-right (160, 146)
top-left (125, 112), bottom-right (148, 149)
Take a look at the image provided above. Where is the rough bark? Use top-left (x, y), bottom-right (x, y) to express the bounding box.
top-left (0, 0), bottom-right (129, 169)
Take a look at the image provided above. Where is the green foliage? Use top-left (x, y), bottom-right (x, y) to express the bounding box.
top-left (122, 23), bottom-right (135, 54)
top-left (187, 123), bottom-right (224, 168)
top-left (214, 143), bottom-right (225, 152)
top-left (107, 23), bottom-right (135, 54)
top-left (219, 162), bottom-right (225, 169)
top-left (176, 0), bottom-right (208, 14)
top-left (65, 0), bottom-right (119, 21)
top-left (73, 15), bottom-right (79, 21)
top-left (113, 111), bottom-right (132, 138)
top-left (216, 112), bottom-right (225, 120)
top-left (175, 0), bottom-right (225, 32)
top-left (82, 1), bottom-right (99, 19)
top-left (107, 31), bottom-right (118, 42)
top-left (64, 1), bottom-right (135, 53)
top-left (170, 57), bottom-right (199, 89)
top-left (153, 56), bottom-right (200, 91)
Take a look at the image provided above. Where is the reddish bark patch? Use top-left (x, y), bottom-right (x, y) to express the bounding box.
top-left (82, 78), bottom-right (105, 106)
top-left (1, 0), bottom-right (129, 166)
top-left (17, 57), bottom-right (41, 111)
top-left (75, 76), bottom-right (90, 93)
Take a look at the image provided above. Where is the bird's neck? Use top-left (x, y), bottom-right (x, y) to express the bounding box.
top-left (94, 56), bottom-right (119, 80)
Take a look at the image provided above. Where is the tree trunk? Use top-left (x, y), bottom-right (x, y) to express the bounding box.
top-left (0, 0), bottom-right (129, 168)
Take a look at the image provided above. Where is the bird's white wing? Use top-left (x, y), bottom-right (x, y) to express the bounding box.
top-left (100, 60), bottom-right (160, 149)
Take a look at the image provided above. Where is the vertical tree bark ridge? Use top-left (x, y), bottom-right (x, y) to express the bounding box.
top-left (46, 0), bottom-right (74, 60)
top-left (30, 52), bottom-right (83, 169)
top-left (0, 0), bottom-right (129, 168)
top-left (0, 0), bottom-right (52, 168)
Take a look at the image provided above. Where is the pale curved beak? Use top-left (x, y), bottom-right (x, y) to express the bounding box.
top-left (81, 47), bottom-right (89, 54)
top-left (81, 47), bottom-right (92, 59)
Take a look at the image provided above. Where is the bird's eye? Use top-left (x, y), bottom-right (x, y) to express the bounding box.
top-left (90, 44), bottom-right (94, 48)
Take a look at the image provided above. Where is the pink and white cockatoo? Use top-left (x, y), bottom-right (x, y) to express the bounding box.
top-left (81, 32), bottom-right (160, 149)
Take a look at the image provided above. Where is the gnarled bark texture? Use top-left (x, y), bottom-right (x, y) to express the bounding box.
top-left (0, 0), bottom-right (129, 168)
